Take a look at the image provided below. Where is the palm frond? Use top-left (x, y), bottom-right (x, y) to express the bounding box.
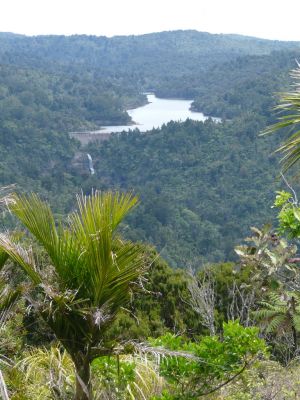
top-left (261, 65), bottom-right (300, 172)
top-left (71, 191), bottom-right (138, 245)
top-left (67, 192), bottom-right (143, 305)
top-left (0, 233), bottom-right (41, 284)
top-left (7, 193), bottom-right (59, 258)
top-left (0, 249), bottom-right (8, 271)
top-left (0, 280), bottom-right (22, 329)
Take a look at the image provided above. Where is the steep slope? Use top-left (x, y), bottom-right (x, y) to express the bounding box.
top-left (191, 50), bottom-right (299, 119)
top-left (86, 117), bottom-right (280, 267)
top-left (0, 31), bottom-right (298, 265)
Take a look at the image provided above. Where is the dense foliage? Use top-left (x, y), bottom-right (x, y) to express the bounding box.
top-left (0, 31), bottom-right (299, 264)
top-left (150, 322), bottom-right (267, 399)
top-left (2, 29), bottom-right (300, 399)
top-left (191, 50), bottom-right (298, 119)
top-left (86, 118), bottom-right (279, 266)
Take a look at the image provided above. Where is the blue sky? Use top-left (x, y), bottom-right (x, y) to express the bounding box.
top-left (1, 0), bottom-right (300, 41)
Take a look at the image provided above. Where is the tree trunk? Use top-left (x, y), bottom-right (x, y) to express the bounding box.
top-left (74, 357), bottom-right (92, 400)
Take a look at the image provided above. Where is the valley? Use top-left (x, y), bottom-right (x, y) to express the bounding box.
top-left (70, 93), bottom-right (217, 144)
top-left (2, 26), bottom-right (300, 400)
top-left (0, 30), bottom-right (299, 265)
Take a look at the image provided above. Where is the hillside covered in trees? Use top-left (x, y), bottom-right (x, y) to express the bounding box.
top-left (0, 31), bottom-right (300, 263)
top-left (3, 29), bottom-right (300, 399)
top-left (86, 118), bottom-right (278, 266)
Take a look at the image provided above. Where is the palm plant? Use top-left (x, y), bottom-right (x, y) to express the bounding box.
top-left (254, 292), bottom-right (300, 356)
top-left (263, 65), bottom-right (300, 172)
top-left (0, 191), bottom-right (146, 400)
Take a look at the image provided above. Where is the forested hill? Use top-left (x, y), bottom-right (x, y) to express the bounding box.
top-left (4, 31), bottom-right (300, 400)
top-left (0, 30), bottom-right (299, 113)
top-left (85, 118), bottom-right (279, 268)
top-left (1, 30), bottom-right (298, 70)
top-left (191, 50), bottom-right (299, 119)
top-left (1, 31), bottom-right (300, 97)
top-left (1, 31), bottom-right (300, 265)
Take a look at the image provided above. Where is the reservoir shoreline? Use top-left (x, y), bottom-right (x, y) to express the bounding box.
top-left (70, 93), bottom-right (218, 144)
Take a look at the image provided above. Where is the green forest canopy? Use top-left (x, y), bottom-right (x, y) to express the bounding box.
top-left (0, 31), bottom-right (299, 265)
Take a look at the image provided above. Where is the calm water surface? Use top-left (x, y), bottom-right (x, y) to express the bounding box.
top-left (95, 94), bottom-right (215, 134)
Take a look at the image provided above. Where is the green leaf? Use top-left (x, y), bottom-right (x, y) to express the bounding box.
top-left (293, 207), bottom-right (300, 222)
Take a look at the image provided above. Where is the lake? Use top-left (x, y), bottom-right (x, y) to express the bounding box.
top-left (95, 94), bottom-right (216, 134)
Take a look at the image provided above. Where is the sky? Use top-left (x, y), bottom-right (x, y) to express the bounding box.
top-left (1, 0), bottom-right (300, 41)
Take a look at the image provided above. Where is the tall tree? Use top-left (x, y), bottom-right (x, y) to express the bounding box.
top-left (0, 191), bottom-right (145, 400)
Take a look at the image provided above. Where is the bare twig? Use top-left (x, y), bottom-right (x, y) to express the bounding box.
top-left (281, 172), bottom-right (298, 204)
top-left (186, 270), bottom-right (216, 335)
top-left (227, 282), bottom-right (256, 326)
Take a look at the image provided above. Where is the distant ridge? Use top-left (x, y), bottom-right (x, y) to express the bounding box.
top-left (0, 30), bottom-right (299, 76)
top-left (1, 29), bottom-right (300, 44)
